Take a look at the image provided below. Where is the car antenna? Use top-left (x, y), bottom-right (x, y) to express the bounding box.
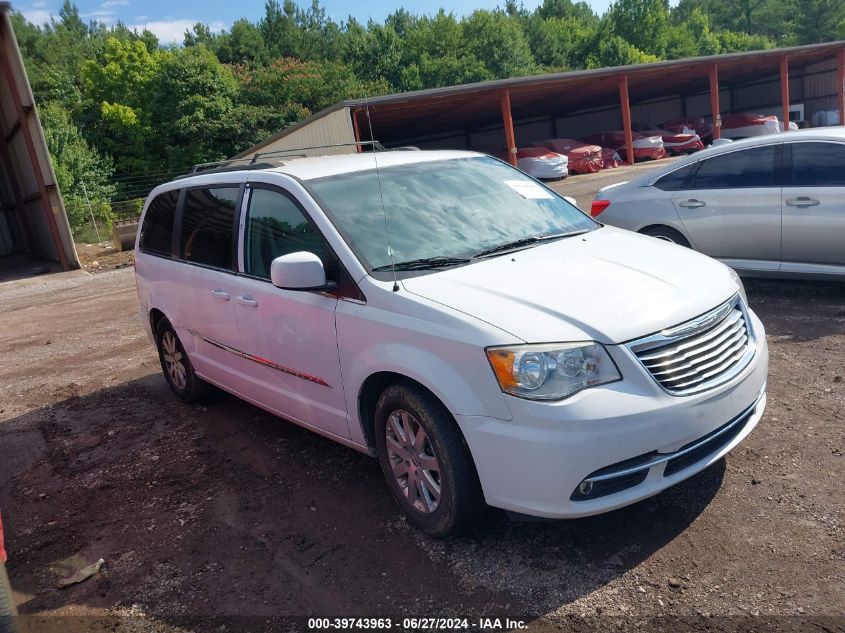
top-left (365, 96), bottom-right (400, 292)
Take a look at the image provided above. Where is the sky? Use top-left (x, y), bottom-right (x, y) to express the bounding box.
top-left (13, 0), bottom-right (618, 44)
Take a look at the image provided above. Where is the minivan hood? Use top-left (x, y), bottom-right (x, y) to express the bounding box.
top-left (401, 226), bottom-right (738, 344)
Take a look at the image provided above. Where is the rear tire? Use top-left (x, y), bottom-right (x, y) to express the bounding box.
top-left (641, 226), bottom-right (691, 247)
top-left (155, 319), bottom-right (212, 403)
top-left (374, 382), bottom-right (483, 537)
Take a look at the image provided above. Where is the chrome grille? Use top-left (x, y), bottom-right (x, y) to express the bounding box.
top-left (628, 295), bottom-right (754, 395)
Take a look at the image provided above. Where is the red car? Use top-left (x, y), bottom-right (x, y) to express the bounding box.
top-left (581, 131), bottom-right (667, 161)
top-left (632, 123), bottom-right (704, 155)
top-left (601, 147), bottom-right (624, 168)
top-left (662, 118), bottom-right (712, 143)
top-left (0, 511), bottom-right (17, 629)
top-left (534, 138), bottom-right (604, 174)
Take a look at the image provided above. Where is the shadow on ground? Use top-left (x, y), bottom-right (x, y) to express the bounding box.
top-left (745, 279), bottom-right (845, 342)
top-left (0, 372), bottom-right (726, 630)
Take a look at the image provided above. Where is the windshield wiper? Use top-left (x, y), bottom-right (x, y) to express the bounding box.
top-left (472, 230), bottom-right (590, 258)
top-left (372, 256), bottom-right (472, 272)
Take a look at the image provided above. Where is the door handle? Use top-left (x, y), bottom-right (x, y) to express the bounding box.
top-left (679, 199), bottom-right (706, 209)
top-left (236, 295), bottom-right (259, 308)
top-left (785, 196), bottom-right (819, 208)
top-left (210, 288), bottom-right (230, 302)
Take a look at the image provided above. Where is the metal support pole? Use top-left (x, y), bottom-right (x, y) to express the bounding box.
top-left (709, 63), bottom-right (721, 140)
top-left (780, 56), bottom-right (790, 132)
top-left (838, 49), bottom-right (845, 126)
top-left (351, 109), bottom-right (362, 153)
top-left (500, 88), bottom-right (517, 167)
top-left (618, 75), bottom-right (635, 165)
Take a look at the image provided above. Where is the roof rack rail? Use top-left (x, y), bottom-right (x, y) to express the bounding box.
top-left (187, 141), bottom-right (385, 174)
top-left (249, 141), bottom-right (385, 163)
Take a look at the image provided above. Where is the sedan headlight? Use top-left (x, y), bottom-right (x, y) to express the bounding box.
top-left (486, 342), bottom-right (621, 400)
top-left (729, 268), bottom-right (748, 306)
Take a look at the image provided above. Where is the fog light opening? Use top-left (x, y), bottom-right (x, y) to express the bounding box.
top-left (578, 479), bottom-right (594, 495)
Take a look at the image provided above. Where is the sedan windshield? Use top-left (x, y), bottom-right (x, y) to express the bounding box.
top-left (307, 156), bottom-right (597, 273)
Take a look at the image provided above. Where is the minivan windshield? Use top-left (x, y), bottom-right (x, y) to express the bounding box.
top-left (308, 156), bottom-right (597, 273)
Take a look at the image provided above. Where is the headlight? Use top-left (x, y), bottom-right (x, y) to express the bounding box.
top-left (486, 342), bottom-right (621, 401)
top-left (729, 268), bottom-right (748, 305)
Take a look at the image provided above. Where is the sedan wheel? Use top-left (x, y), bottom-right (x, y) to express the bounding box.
top-left (641, 226), bottom-right (691, 248)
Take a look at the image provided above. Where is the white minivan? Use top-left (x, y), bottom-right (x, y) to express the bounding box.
top-left (135, 150), bottom-right (768, 536)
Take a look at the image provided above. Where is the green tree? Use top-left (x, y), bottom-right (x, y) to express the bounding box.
top-left (40, 102), bottom-right (115, 232)
top-left (461, 10), bottom-right (537, 79)
top-left (527, 14), bottom-right (595, 69)
top-left (716, 29), bottom-right (775, 51)
top-left (586, 32), bottom-right (660, 67)
top-left (606, 0), bottom-right (671, 57)
top-left (536, 0), bottom-right (599, 25)
top-left (79, 37), bottom-right (163, 175)
top-left (260, 0), bottom-right (300, 59)
top-left (149, 45), bottom-right (241, 167)
top-left (404, 10), bottom-right (490, 87)
top-left (217, 19), bottom-right (270, 66)
top-left (794, 0), bottom-right (845, 43)
top-left (82, 37), bottom-right (162, 105)
top-left (666, 8), bottom-right (721, 58)
top-left (342, 20), bottom-right (412, 90)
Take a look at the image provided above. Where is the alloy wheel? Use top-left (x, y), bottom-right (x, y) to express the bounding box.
top-left (162, 331), bottom-right (187, 390)
top-left (385, 409), bottom-right (442, 513)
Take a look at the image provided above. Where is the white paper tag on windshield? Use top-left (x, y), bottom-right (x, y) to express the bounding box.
top-left (503, 180), bottom-right (553, 200)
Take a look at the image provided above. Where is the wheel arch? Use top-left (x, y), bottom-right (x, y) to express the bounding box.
top-left (638, 223), bottom-right (693, 247)
top-left (357, 371), bottom-right (478, 472)
top-left (149, 307), bottom-right (167, 338)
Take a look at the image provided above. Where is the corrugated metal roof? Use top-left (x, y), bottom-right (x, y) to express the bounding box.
top-left (240, 40), bottom-right (845, 157)
top-left (341, 41), bottom-right (845, 108)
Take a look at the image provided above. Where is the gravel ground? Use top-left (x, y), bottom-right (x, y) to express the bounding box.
top-left (0, 161), bottom-right (842, 632)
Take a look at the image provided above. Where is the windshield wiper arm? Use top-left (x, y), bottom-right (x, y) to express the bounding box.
top-left (372, 256), bottom-right (472, 272)
top-left (472, 230), bottom-right (590, 258)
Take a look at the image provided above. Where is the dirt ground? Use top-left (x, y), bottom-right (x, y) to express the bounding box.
top-left (74, 242), bottom-right (135, 274)
top-left (0, 161), bottom-right (843, 632)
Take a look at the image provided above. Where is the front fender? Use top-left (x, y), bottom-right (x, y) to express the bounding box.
top-left (336, 304), bottom-right (515, 448)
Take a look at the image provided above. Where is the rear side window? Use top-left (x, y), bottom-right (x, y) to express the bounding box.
top-left (245, 188), bottom-right (327, 278)
top-left (790, 142), bottom-right (845, 186)
top-left (180, 187), bottom-right (240, 269)
top-left (691, 145), bottom-right (777, 189)
top-left (654, 163), bottom-right (697, 191)
top-left (139, 189), bottom-right (179, 255)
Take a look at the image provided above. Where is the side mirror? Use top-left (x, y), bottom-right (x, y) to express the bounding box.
top-left (270, 252), bottom-right (329, 290)
top-left (563, 196), bottom-right (578, 208)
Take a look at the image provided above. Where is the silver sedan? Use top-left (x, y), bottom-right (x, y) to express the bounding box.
top-left (592, 128), bottom-right (845, 279)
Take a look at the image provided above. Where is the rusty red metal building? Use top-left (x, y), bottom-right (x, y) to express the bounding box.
top-left (239, 41), bottom-right (845, 167)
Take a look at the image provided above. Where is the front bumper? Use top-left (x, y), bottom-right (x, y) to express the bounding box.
top-left (458, 309), bottom-right (768, 518)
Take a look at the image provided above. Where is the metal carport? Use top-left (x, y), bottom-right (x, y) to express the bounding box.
top-left (0, 2), bottom-right (79, 274)
top-left (344, 42), bottom-right (845, 166)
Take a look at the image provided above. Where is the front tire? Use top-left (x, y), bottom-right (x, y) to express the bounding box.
top-left (374, 383), bottom-right (483, 537)
top-left (155, 319), bottom-right (211, 403)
